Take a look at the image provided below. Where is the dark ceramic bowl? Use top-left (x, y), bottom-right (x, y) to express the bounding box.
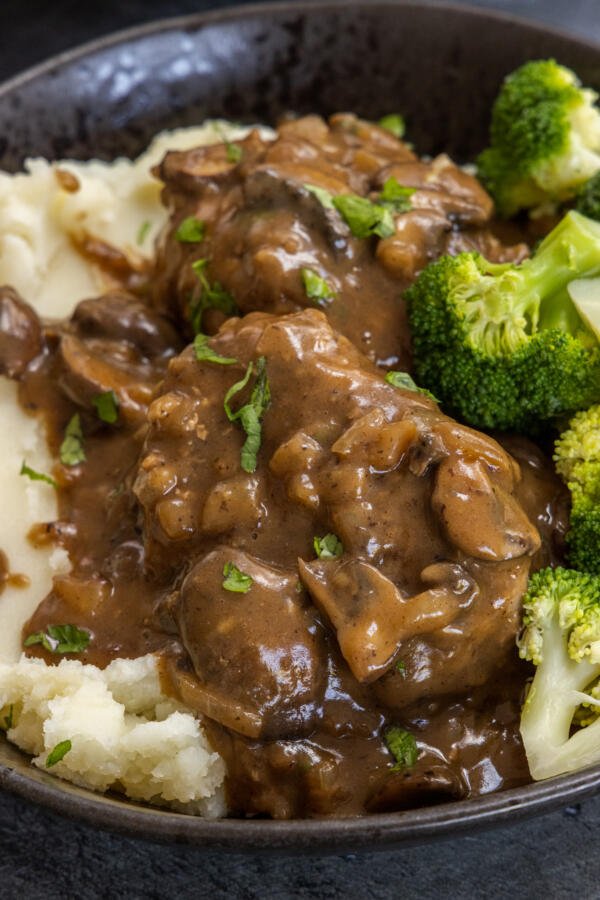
top-left (1, 0), bottom-right (600, 852)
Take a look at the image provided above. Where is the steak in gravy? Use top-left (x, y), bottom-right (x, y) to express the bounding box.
top-left (152, 114), bottom-right (526, 368)
top-left (0, 114), bottom-right (569, 818)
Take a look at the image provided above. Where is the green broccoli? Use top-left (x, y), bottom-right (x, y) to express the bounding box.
top-left (477, 60), bottom-right (600, 217)
top-left (406, 210), bottom-right (600, 431)
top-left (518, 566), bottom-right (600, 780)
top-left (554, 404), bottom-right (600, 573)
top-left (576, 171), bottom-right (600, 221)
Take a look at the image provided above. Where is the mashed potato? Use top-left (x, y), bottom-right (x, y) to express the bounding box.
top-left (0, 121), bottom-right (267, 318)
top-left (0, 655), bottom-right (226, 815)
top-left (0, 120), bottom-right (272, 813)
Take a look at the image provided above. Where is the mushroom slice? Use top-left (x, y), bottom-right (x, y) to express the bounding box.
top-left (58, 333), bottom-right (155, 423)
top-left (298, 557), bottom-right (473, 683)
top-left (0, 286), bottom-right (42, 378)
top-left (331, 409), bottom-right (417, 471)
top-left (171, 548), bottom-right (326, 740)
top-left (71, 293), bottom-right (180, 359)
top-left (243, 167), bottom-right (352, 248)
top-left (432, 456), bottom-right (541, 561)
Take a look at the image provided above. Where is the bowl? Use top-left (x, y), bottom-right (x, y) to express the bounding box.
top-left (1, 0), bottom-right (600, 852)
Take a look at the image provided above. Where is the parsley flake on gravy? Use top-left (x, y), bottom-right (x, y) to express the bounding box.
top-left (175, 216), bottom-right (206, 243)
top-left (313, 533), bottom-right (343, 559)
top-left (222, 561), bottom-right (253, 593)
top-left (213, 123), bottom-right (243, 164)
top-left (378, 113), bottom-right (406, 139)
top-left (305, 183), bottom-right (396, 239)
top-left (301, 268), bottom-right (336, 305)
top-left (384, 726), bottom-right (418, 771)
top-left (24, 624), bottom-right (91, 655)
top-left (223, 356), bottom-right (271, 473)
top-left (193, 333), bottom-right (237, 365)
top-left (190, 258), bottom-right (238, 333)
top-left (59, 414), bottom-right (85, 466)
top-left (385, 370), bottom-right (438, 402)
top-left (332, 194), bottom-right (395, 239)
top-left (304, 183), bottom-right (335, 209)
top-left (93, 390), bottom-right (119, 424)
top-left (226, 143), bottom-right (243, 164)
top-left (379, 176), bottom-right (415, 214)
top-left (46, 739), bottom-right (72, 768)
top-left (19, 461), bottom-right (56, 488)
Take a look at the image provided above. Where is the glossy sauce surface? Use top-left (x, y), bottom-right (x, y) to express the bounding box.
top-left (0, 115), bottom-right (569, 818)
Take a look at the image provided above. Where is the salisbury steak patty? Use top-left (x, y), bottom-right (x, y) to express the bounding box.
top-left (152, 114), bottom-right (526, 369)
top-left (132, 308), bottom-right (560, 814)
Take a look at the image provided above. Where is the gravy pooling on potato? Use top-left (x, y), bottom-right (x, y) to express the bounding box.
top-left (0, 115), bottom-right (569, 818)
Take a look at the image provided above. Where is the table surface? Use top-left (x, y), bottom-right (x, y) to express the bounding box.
top-left (1, 1), bottom-right (599, 897)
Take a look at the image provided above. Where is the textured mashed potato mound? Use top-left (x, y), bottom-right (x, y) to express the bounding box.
top-left (0, 120), bottom-right (270, 813)
top-left (0, 654), bottom-right (226, 816)
top-left (0, 121), bottom-right (270, 318)
top-left (0, 378), bottom-right (70, 662)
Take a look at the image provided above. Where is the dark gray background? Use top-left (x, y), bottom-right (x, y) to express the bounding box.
top-left (1, 1), bottom-right (599, 897)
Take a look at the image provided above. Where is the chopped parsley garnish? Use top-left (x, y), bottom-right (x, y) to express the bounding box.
top-left (385, 370), bottom-right (438, 402)
top-left (223, 356), bottom-right (270, 473)
top-left (46, 739), bottom-right (72, 768)
top-left (222, 561), bottom-right (253, 593)
top-left (190, 258), bottom-right (238, 334)
top-left (175, 216), bottom-right (206, 243)
top-left (379, 176), bottom-right (415, 214)
top-left (226, 143), bottom-right (243, 164)
top-left (313, 533), bottom-right (343, 559)
top-left (378, 113), bottom-right (406, 139)
top-left (333, 194), bottom-right (395, 239)
top-left (395, 659), bottom-right (406, 677)
top-left (305, 184), bottom-right (395, 239)
top-left (24, 624), bottom-right (91, 655)
top-left (59, 414), bottom-right (85, 466)
top-left (301, 268), bottom-right (335, 305)
top-left (20, 461), bottom-right (56, 488)
top-left (384, 726), bottom-right (418, 771)
top-left (1, 705), bottom-right (13, 731)
top-left (92, 390), bottom-right (119, 424)
top-left (136, 220), bottom-right (151, 245)
top-left (193, 333), bottom-right (237, 365)
top-left (214, 124), bottom-right (243, 164)
top-left (304, 183), bottom-right (335, 209)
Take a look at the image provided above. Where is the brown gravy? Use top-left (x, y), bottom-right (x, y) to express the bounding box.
top-left (0, 550), bottom-right (30, 594)
top-left (0, 114), bottom-right (569, 819)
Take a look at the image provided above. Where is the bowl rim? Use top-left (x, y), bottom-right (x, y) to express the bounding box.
top-left (1, 0), bottom-right (600, 851)
top-left (1, 749), bottom-right (600, 851)
top-left (1, 0), bottom-right (597, 102)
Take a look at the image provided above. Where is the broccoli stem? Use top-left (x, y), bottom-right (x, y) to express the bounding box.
top-left (529, 211), bottom-right (600, 332)
top-left (521, 620), bottom-right (598, 778)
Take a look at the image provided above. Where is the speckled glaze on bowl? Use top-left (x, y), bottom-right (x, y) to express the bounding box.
top-left (1, 0), bottom-right (600, 852)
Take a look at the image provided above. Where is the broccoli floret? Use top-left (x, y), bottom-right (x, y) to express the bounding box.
top-left (554, 404), bottom-right (600, 573)
top-left (574, 679), bottom-right (600, 727)
top-left (477, 60), bottom-right (600, 217)
top-left (518, 566), bottom-right (600, 780)
top-left (406, 210), bottom-right (600, 430)
top-left (576, 171), bottom-right (600, 221)
top-left (567, 500), bottom-right (600, 574)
